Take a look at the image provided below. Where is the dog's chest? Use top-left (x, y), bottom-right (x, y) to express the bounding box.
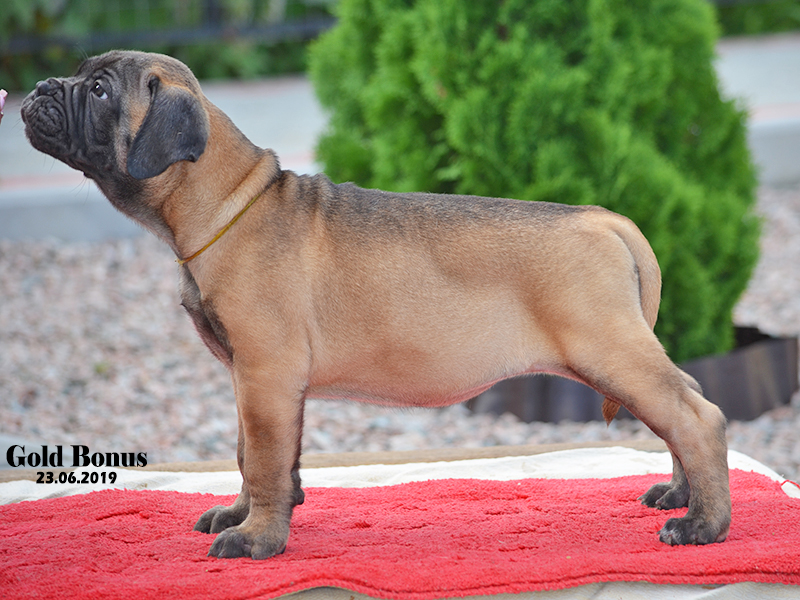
top-left (179, 267), bottom-right (233, 367)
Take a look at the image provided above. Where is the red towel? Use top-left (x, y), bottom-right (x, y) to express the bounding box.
top-left (1, 469), bottom-right (798, 599)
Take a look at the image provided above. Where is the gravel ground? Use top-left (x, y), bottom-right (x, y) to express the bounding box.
top-left (1, 186), bottom-right (798, 481)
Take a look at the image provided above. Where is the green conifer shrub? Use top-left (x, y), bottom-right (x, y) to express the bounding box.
top-left (308, 0), bottom-right (760, 363)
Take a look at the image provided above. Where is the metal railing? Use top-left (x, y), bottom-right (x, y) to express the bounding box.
top-left (2, 0), bottom-right (336, 56)
top-left (1, 0), bottom-right (795, 59)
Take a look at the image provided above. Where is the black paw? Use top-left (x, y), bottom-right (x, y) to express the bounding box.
top-left (193, 504), bottom-right (248, 534)
top-left (208, 526), bottom-right (288, 560)
top-left (659, 516), bottom-right (729, 546)
top-left (639, 481), bottom-right (689, 510)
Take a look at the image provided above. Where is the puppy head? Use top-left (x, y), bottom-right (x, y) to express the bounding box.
top-left (21, 51), bottom-right (210, 238)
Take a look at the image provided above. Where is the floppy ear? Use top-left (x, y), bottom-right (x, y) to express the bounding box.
top-left (127, 77), bottom-right (209, 180)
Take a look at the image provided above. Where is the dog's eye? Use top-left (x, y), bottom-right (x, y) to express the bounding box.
top-left (92, 81), bottom-right (108, 100)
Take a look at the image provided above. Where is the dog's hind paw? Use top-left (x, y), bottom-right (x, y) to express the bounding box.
top-left (659, 515), bottom-right (729, 545)
top-left (639, 480), bottom-right (689, 510)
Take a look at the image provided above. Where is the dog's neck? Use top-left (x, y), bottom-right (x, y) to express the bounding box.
top-left (169, 152), bottom-right (279, 267)
top-left (161, 103), bottom-right (281, 266)
top-left (177, 155), bottom-right (279, 266)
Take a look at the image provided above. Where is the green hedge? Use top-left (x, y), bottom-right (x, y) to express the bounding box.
top-left (309, 0), bottom-right (760, 363)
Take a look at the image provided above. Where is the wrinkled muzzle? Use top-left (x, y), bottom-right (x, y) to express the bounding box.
top-left (21, 77), bottom-right (92, 175)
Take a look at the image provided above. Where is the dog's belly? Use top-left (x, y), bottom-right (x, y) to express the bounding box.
top-left (305, 318), bottom-right (563, 408)
top-left (306, 359), bottom-right (575, 408)
top-left (306, 382), bottom-right (496, 407)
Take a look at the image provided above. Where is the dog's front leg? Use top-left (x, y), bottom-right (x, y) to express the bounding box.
top-left (194, 413), bottom-right (252, 533)
top-left (207, 369), bottom-right (306, 559)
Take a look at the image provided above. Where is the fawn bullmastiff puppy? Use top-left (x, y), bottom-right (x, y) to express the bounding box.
top-left (21, 50), bottom-right (731, 559)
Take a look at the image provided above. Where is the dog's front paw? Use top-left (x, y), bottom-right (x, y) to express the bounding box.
top-left (194, 504), bottom-right (249, 534)
top-left (208, 525), bottom-right (288, 560)
top-left (659, 515), bottom-right (729, 546)
top-left (639, 481), bottom-right (689, 510)
top-left (208, 528), bottom-right (255, 558)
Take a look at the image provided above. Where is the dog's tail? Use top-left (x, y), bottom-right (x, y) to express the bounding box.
top-left (601, 214), bottom-right (662, 424)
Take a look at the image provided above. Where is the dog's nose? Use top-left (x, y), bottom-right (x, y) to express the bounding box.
top-left (35, 78), bottom-right (62, 97)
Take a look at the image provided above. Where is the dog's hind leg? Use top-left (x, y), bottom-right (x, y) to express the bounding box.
top-left (566, 325), bottom-right (730, 545)
top-left (635, 367), bottom-right (705, 510)
top-left (631, 368), bottom-right (703, 510)
top-left (639, 448), bottom-right (690, 509)
top-left (602, 368), bottom-right (702, 427)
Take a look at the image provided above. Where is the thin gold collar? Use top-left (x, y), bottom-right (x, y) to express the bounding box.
top-left (176, 193), bottom-right (261, 266)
